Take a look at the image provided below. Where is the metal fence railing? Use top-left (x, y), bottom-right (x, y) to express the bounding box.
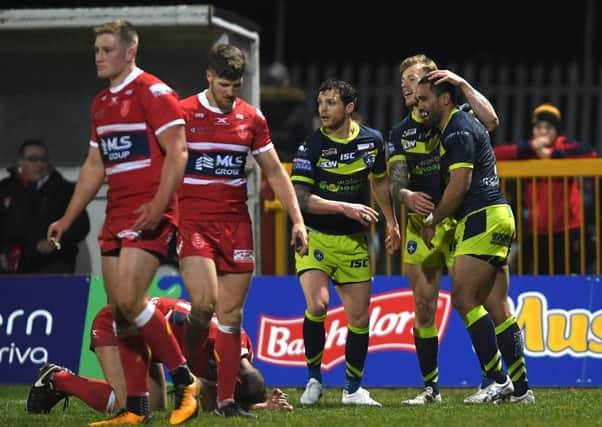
top-left (264, 159), bottom-right (602, 276)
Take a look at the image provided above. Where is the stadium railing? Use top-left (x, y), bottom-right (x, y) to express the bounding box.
top-left (264, 159), bottom-right (602, 276)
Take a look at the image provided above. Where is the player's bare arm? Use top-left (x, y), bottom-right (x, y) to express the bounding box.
top-left (389, 158), bottom-right (434, 215)
top-left (370, 175), bottom-right (400, 254)
top-left (132, 124), bottom-right (187, 231)
top-left (47, 146), bottom-right (105, 242)
top-left (292, 182), bottom-right (378, 226)
top-left (427, 69), bottom-right (499, 132)
top-left (255, 147), bottom-right (308, 255)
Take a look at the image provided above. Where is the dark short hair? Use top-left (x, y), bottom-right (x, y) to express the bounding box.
top-left (208, 44), bottom-right (246, 80)
top-left (18, 139), bottom-right (47, 158)
top-left (234, 367), bottom-right (266, 409)
top-left (417, 75), bottom-right (457, 104)
top-left (318, 79), bottom-right (358, 109)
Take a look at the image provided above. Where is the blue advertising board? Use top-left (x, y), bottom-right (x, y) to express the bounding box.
top-left (1, 274), bottom-right (600, 386)
top-left (244, 275), bottom-right (602, 387)
top-left (0, 276), bottom-right (90, 383)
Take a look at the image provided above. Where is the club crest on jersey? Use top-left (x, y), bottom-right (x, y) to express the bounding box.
top-left (194, 112), bottom-right (205, 119)
top-left (120, 100), bottom-right (131, 117)
top-left (236, 125), bottom-right (249, 140)
top-left (191, 232), bottom-right (205, 249)
top-left (236, 113), bottom-right (245, 120)
top-left (314, 249), bottom-right (324, 261)
top-left (407, 240), bottom-right (418, 254)
top-left (363, 154), bottom-right (375, 168)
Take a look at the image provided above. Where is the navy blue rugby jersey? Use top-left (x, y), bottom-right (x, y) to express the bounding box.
top-left (291, 121), bottom-right (386, 235)
top-left (388, 110), bottom-right (442, 204)
top-left (439, 109), bottom-right (506, 219)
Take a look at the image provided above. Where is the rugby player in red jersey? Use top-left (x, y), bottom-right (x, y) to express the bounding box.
top-left (176, 44), bottom-right (307, 418)
top-left (43, 20), bottom-right (197, 425)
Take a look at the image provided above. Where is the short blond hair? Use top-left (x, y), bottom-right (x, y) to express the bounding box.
top-left (399, 54), bottom-right (437, 76)
top-left (94, 19), bottom-right (138, 47)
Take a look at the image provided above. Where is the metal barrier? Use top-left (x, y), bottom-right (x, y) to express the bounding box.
top-left (265, 159), bottom-right (602, 276)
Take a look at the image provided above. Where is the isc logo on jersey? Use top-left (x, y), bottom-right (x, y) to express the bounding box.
top-left (100, 135), bottom-right (132, 161)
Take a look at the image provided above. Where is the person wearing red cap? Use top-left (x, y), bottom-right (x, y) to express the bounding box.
top-left (493, 103), bottom-right (597, 274)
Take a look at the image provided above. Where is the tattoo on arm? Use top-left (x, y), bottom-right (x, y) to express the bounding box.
top-left (294, 184), bottom-right (311, 212)
top-left (389, 160), bottom-right (409, 204)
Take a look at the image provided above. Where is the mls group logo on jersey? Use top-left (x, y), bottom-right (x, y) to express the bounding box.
top-left (0, 276), bottom-right (89, 384)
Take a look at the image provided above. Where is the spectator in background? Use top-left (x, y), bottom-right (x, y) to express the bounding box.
top-left (0, 140), bottom-right (89, 274)
top-left (493, 103), bottom-right (597, 274)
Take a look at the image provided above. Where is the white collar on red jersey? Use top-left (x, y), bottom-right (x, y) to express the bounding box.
top-left (110, 67), bottom-right (144, 94)
top-left (198, 89), bottom-right (236, 114)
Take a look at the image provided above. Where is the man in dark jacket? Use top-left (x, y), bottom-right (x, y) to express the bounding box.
top-left (0, 140), bottom-right (90, 273)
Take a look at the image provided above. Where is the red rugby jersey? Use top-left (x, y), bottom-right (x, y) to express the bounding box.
top-left (179, 90), bottom-right (273, 221)
top-left (89, 68), bottom-right (185, 221)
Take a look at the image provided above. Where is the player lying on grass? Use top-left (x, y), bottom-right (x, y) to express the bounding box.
top-left (26, 297), bottom-right (292, 422)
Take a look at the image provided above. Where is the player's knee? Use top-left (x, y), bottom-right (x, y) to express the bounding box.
top-left (305, 301), bottom-right (328, 317)
top-left (450, 288), bottom-right (472, 316)
top-left (218, 305), bottom-right (243, 324)
top-left (414, 295), bottom-right (437, 324)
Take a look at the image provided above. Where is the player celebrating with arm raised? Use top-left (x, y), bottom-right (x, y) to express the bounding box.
top-left (177, 44), bottom-right (308, 418)
top-left (292, 79), bottom-right (400, 407)
top-left (388, 54), bottom-right (501, 405)
top-left (43, 20), bottom-right (198, 425)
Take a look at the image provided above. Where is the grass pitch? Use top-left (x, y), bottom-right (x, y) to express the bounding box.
top-left (2, 385), bottom-right (601, 426)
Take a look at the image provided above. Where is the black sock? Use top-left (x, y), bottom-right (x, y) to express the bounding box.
top-left (170, 363), bottom-right (193, 386)
top-left (345, 324), bottom-right (369, 394)
top-left (126, 395), bottom-right (150, 416)
top-left (303, 310), bottom-right (325, 382)
top-left (496, 316), bottom-right (529, 395)
top-left (465, 305), bottom-right (505, 383)
top-left (414, 326), bottom-right (439, 394)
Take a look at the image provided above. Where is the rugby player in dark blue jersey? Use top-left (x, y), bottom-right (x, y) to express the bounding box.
top-left (415, 76), bottom-right (533, 404)
top-left (291, 80), bottom-right (400, 406)
top-left (389, 54), bottom-right (505, 405)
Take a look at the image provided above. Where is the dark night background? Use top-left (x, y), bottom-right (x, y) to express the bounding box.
top-left (2, 0), bottom-right (600, 67)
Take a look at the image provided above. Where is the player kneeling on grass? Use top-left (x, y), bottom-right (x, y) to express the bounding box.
top-left (26, 298), bottom-right (292, 421)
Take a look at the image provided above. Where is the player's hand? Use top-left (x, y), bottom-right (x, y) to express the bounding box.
top-left (405, 191), bottom-right (435, 215)
top-left (427, 69), bottom-right (466, 87)
top-left (266, 388), bottom-right (293, 412)
top-left (384, 222), bottom-right (401, 255)
top-left (47, 217), bottom-right (69, 244)
top-left (131, 201), bottom-right (163, 232)
top-left (290, 223), bottom-right (308, 256)
top-left (421, 224), bottom-right (436, 250)
top-left (342, 202), bottom-right (379, 226)
top-left (36, 239), bottom-right (56, 255)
